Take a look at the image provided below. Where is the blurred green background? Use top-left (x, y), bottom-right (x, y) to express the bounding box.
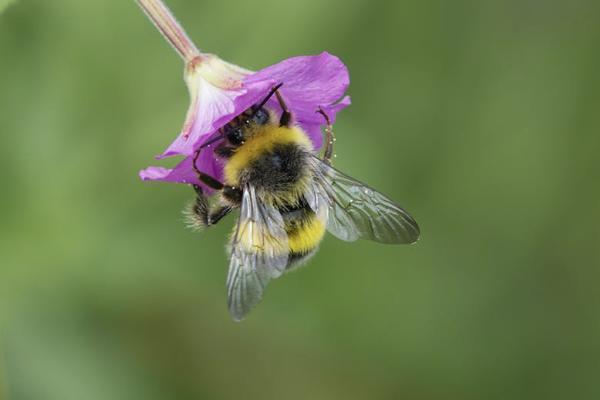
top-left (1, 0), bottom-right (600, 399)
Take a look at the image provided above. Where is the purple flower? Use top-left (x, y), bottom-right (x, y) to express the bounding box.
top-left (136, 0), bottom-right (350, 191)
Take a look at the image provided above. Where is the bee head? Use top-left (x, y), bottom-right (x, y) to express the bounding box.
top-left (224, 106), bottom-right (272, 146)
top-left (251, 107), bottom-right (270, 125)
top-left (225, 124), bottom-right (245, 145)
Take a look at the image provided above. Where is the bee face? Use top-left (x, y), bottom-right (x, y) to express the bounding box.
top-left (251, 107), bottom-right (270, 125)
top-left (224, 124), bottom-right (245, 145)
top-left (222, 106), bottom-right (272, 146)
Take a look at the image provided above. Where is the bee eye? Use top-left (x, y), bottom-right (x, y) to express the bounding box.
top-left (252, 108), bottom-right (269, 125)
top-left (225, 125), bottom-right (244, 145)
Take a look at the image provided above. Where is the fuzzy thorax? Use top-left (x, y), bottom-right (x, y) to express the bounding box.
top-left (223, 124), bottom-right (313, 207)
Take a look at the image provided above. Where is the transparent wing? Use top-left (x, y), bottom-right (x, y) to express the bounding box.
top-left (307, 156), bottom-right (420, 244)
top-left (227, 185), bottom-right (288, 321)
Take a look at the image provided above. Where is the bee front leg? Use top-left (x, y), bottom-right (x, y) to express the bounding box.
top-left (189, 146), bottom-right (239, 227)
top-left (214, 144), bottom-right (236, 159)
top-left (188, 185), bottom-right (232, 228)
top-left (207, 205), bottom-right (232, 226)
top-left (187, 184), bottom-right (211, 228)
top-left (317, 107), bottom-right (335, 165)
top-left (192, 144), bottom-right (227, 191)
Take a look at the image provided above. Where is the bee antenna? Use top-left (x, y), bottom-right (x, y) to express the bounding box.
top-left (254, 83), bottom-right (284, 112)
top-left (200, 133), bottom-right (225, 149)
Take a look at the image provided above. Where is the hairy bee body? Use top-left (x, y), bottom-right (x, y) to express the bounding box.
top-left (223, 118), bottom-right (325, 268)
top-left (187, 86), bottom-right (419, 320)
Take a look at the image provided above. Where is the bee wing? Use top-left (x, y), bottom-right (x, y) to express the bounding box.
top-left (227, 185), bottom-right (289, 321)
top-left (307, 156), bottom-right (420, 244)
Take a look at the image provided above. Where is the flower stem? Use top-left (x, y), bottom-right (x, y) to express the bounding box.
top-left (136, 0), bottom-right (201, 62)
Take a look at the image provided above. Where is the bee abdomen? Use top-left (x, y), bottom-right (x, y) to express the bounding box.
top-left (286, 248), bottom-right (319, 270)
top-left (281, 204), bottom-right (326, 269)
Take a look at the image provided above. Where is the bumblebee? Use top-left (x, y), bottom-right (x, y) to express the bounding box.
top-left (187, 84), bottom-right (420, 320)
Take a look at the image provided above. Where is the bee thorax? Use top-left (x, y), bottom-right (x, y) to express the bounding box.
top-left (239, 143), bottom-right (309, 199)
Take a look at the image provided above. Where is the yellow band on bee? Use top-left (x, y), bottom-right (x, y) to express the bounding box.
top-left (224, 126), bottom-right (312, 185)
top-left (287, 216), bottom-right (326, 254)
top-left (231, 215), bottom-right (325, 257)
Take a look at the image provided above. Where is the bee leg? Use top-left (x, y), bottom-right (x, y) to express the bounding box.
top-left (187, 184), bottom-right (210, 227)
top-left (214, 144), bottom-right (235, 159)
top-left (222, 185), bottom-right (243, 205)
top-left (193, 183), bottom-right (206, 196)
top-left (191, 146), bottom-right (242, 207)
top-left (275, 90), bottom-right (292, 127)
top-left (188, 185), bottom-right (232, 227)
top-left (317, 107), bottom-right (335, 164)
top-left (207, 205), bottom-right (232, 226)
top-left (192, 147), bottom-right (225, 190)
top-left (198, 173), bottom-right (224, 190)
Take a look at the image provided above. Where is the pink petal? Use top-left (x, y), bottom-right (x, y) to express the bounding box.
top-left (141, 147), bottom-right (225, 193)
top-left (159, 77), bottom-right (275, 159)
top-left (253, 52), bottom-right (350, 126)
top-left (139, 160), bottom-right (198, 185)
top-left (141, 52), bottom-right (351, 189)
